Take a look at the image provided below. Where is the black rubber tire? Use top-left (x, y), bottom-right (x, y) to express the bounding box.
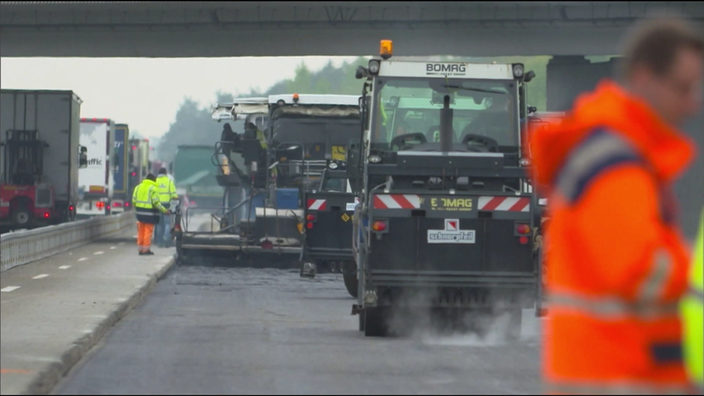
top-left (12, 206), bottom-right (32, 228)
top-left (364, 307), bottom-right (388, 337)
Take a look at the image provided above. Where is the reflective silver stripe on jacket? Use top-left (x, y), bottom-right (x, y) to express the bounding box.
top-left (637, 248), bottom-right (673, 304)
top-left (688, 286), bottom-right (704, 303)
top-left (555, 130), bottom-right (640, 203)
top-left (546, 292), bottom-right (679, 320)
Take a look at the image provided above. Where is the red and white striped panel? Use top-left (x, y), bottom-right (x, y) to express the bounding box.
top-left (478, 196), bottom-right (530, 212)
top-left (373, 194), bottom-right (421, 209)
top-left (306, 199), bottom-right (327, 211)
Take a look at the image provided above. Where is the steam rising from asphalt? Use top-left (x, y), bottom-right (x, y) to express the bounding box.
top-left (382, 288), bottom-right (537, 347)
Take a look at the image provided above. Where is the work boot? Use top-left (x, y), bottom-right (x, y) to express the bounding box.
top-left (143, 250), bottom-right (155, 256)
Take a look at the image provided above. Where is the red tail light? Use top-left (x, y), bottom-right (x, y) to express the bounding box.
top-left (107, 205), bottom-right (111, 211)
top-left (306, 222), bottom-right (314, 229)
top-left (372, 221), bottom-right (387, 232)
top-left (69, 206), bottom-right (74, 211)
top-left (131, 172), bottom-right (137, 176)
top-left (519, 236), bottom-right (529, 245)
top-left (113, 202), bottom-right (122, 207)
top-left (96, 202), bottom-right (105, 209)
top-left (516, 224), bottom-right (531, 235)
top-left (261, 240), bottom-right (273, 250)
top-left (44, 213), bottom-right (50, 218)
top-left (306, 214), bottom-right (316, 221)
top-left (125, 202), bottom-right (130, 207)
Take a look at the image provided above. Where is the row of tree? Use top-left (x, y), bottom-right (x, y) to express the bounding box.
top-left (156, 56), bottom-right (550, 162)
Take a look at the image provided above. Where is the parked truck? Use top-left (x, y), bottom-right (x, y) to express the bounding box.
top-left (77, 118), bottom-right (115, 217)
top-left (111, 123), bottom-right (130, 214)
top-left (127, 138), bottom-right (150, 199)
top-left (0, 89), bottom-right (87, 230)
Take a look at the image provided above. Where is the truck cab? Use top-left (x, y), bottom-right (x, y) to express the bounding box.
top-left (351, 41), bottom-right (543, 338)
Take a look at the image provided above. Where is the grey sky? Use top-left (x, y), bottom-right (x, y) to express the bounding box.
top-left (0, 56), bottom-right (358, 141)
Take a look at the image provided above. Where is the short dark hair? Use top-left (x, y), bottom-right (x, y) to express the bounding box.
top-left (620, 17), bottom-right (704, 79)
top-left (158, 167), bottom-right (167, 175)
top-left (146, 173), bottom-right (156, 182)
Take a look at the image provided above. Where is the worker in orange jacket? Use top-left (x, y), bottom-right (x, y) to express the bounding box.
top-left (529, 18), bottom-right (703, 394)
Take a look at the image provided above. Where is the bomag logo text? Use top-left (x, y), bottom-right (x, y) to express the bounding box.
top-left (426, 63), bottom-right (467, 75)
top-left (430, 197), bottom-right (473, 211)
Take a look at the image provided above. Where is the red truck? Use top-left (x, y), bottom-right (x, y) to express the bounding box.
top-left (0, 90), bottom-right (87, 230)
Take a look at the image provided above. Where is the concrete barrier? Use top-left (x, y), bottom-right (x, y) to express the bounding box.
top-left (0, 212), bottom-right (135, 272)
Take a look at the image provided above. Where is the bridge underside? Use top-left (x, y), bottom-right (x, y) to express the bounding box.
top-left (1, 2), bottom-right (703, 57)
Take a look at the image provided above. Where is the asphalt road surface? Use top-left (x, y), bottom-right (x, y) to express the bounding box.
top-left (52, 264), bottom-right (543, 395)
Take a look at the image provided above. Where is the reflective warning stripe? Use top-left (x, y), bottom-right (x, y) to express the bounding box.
top-left (373, 194), bottom-right (421, 209)
top-left (545, 381), bottom-right (691, 395)
top-left (555, 129), bottom-right (641, 204)
top-left (546, 292), bottom-right (679, 319)
top-left (637, 248), bottom-right (673, 304)
top-left (307, 199), bottom-right (327, 211)
top-left (687, 286), bottom-right (704, 303)
top-left (477, 196), bottom-right (530, 212)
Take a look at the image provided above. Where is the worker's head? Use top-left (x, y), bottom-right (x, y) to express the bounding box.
top-left (146, 173), bottom-right (156, 182)
top-left (158, 167), bottom-right (167, 175)
top-left (245, 122), bottom-right (256, 131)
top-left (619, 16), bottom-right (704, 126)
top-left (223, 123), bottom-right (233, 133)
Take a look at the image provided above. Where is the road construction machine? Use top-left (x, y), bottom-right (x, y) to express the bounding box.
top-left (350, 40), bottom-right (546, 338)
top-left (174, 94), bottom-right (362, 269)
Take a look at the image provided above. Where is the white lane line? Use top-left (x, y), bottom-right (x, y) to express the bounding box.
top-left (110, 246), bottom-right (117, 250)
top-left (58, 265), bottom-right (71, 270)
top-left (78, 258), bottom-right (88, 262)
top-left (94, 251), bottom-right (104, 255)
top-left (119, 242), bottom-right (125, 245)
top-left (32, 274), bottom-right (49, 279)
top-left (132, 235), bottom-right (138, 238)
top-left (1, 286), bottom-right (21, 293)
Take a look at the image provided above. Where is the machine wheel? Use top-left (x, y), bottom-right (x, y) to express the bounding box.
top-left (12, 206), bottom-right (32, 228)
top-left (364, 307), bottom-right (388, 337)
top-left (342, 261), bottom-right (358, 299)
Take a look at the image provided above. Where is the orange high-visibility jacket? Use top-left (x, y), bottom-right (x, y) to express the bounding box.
top-left (529, 80), bottom-right (697, 394)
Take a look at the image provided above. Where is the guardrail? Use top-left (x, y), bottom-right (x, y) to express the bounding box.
top-left (0, 212), bottom-right (135, 272)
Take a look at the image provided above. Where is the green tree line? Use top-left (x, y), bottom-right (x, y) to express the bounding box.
top-left (156, 56), bottom-right (551, 162)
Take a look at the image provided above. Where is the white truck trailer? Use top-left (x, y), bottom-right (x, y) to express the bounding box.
top-left (77, 118), bottom-right (115, 217)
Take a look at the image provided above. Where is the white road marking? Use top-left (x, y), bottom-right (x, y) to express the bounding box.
top-left (110, 246), bottom-right (117, 250)
top-left (32, 274), bottom-right (49, 279)
top-left (58, 265), bottom-right (71, 270)
top-left (1, 286), bottom-right (21, 293)
top-left (78, 258), bottom-right (88, 262)
top-left (132, 235), bottom-right (138, 238)
top-left (94, 251), bottom-right (104, 255)
top-left (119, 242), bottom-right (125, 245)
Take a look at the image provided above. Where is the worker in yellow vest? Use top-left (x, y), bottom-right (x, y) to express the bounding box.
top-left (154, 168), bottom-right (178, 248)
top-left (132, 173), bottom-right (169, 255)
top-left (681, 209), bottom-right (703, 392)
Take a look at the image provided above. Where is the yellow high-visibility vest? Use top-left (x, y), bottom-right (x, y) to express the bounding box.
top-left (681, 208), bottom-right (703, 389)
top-left (155, 175), bottom-right (178, 204)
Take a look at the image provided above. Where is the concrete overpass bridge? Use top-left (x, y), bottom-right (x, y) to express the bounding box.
top-left (1, 1), bottom-right (702, 58)
top-left (1, 1), bottom-right (702, 237)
